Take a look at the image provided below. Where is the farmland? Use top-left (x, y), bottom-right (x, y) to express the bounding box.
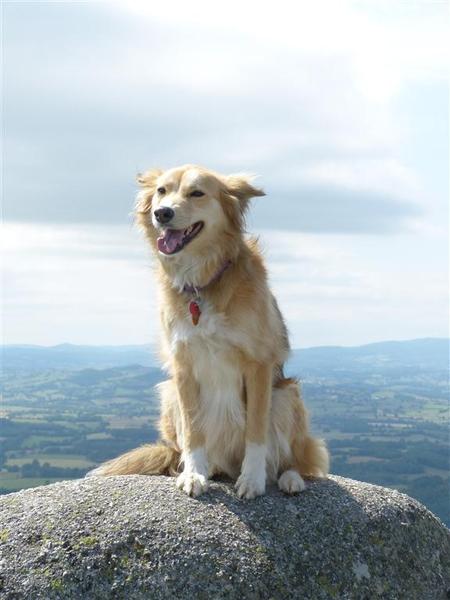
top-left (1, 339), bottom-right (448, 526)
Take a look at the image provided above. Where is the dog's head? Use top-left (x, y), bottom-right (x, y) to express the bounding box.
top-left (135, 165), bottom-right (264, 259)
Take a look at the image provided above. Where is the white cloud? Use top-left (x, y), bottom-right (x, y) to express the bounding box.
top-left (3, 223), bottom-right (448, 347)
top-left (119, 0), bottom-right (448, 93)
top-left (295, 158), bottom-right (422, 202)
top-left (2, 223), bottom-right (158, 346)
top-left (259, 228), bottom-right (448, 346)
top-left (5, 0), bottom-right (447, 227)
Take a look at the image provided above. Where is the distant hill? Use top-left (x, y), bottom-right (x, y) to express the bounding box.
top-left (1, 343), bottom-right (156, 372)
top-left (2, 338), bottom-right (448, 374)
top-left (289, 338), bottom-right (449, 375)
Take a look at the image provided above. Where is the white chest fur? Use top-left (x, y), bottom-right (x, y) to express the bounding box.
top-left (170, 302), bottom-right (246, 474)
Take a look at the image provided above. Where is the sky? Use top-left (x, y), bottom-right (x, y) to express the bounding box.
top-left (2, 0), bottom-right (449, 348)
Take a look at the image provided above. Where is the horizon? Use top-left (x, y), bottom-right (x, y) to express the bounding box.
top-left (3, 336), bottom-right (448, 351)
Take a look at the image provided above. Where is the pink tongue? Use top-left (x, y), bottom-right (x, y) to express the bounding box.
top-left (157, 229), bottom-right (185, 254)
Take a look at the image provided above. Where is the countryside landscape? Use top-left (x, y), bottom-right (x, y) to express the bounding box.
top-left (1, 338), bottom-right (448, 526)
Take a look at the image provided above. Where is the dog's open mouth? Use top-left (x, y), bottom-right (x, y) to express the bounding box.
top-left (157, 222), bottom-right (204, 255)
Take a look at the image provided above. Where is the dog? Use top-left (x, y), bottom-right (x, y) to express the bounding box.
top-left (91, 165), bottom-right (329, 499)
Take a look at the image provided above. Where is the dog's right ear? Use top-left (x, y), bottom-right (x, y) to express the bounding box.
top-left (225, 174), bottom-right (265, 215)
top-left (135, 168), bottom-right (163, 214)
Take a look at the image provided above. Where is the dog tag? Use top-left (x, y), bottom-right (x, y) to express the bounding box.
top-left (189, 300), bottom-right (201, 325)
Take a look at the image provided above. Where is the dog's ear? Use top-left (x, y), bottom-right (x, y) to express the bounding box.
top-left (225, 174), bottom-right (265, 214)
top-left (135, 168), bottom-right (163, 214)
top-left (219, 174), bottom-right (265, 232)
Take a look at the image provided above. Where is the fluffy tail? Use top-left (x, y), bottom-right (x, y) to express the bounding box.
top-left (86, 443), bottom-right (180, 477)
top-left (293, 435), bottom-right (330, 478)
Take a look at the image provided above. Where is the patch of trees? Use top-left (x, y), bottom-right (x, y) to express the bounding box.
top-left (16, 459), bottom-right (87, 479)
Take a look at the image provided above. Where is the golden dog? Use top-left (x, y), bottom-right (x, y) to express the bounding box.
top-left (91, 165), bottom-right (329, 499)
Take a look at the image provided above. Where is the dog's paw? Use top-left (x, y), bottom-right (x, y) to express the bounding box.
top-left (278, 470), bottom-right (306, 494)
top-left (176, 471), bottom-right (209, 497)
top-left (85, 466), bottom-right (104, 477)
top-left (235, 473), bottom-right (266, 500)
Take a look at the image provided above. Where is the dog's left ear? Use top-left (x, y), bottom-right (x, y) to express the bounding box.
top-left (225, 174), bottom-right (265, 213)
top-left (135, 168), bottom-right (163, 214)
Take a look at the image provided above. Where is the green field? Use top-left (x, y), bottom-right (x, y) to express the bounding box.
top-left (0, 473), bottom-right (65, 491)
top-left (6, 454), bottom-right (95, 468)
top-left (1, 344), bottom-right (449, 526)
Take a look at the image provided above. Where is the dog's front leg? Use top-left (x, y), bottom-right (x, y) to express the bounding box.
top-left (236, 362), bottom-right (272, 499)
top-left (174, 363), bottom-right (209, 497)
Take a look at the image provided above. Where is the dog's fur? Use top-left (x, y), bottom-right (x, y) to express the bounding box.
top-left (91, 165), bottom-right (329, 499)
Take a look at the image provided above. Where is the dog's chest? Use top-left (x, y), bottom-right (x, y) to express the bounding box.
top-left (170, 301), bottom-right (241, 356)
top-left (170, 304), bottom-right (246, 432)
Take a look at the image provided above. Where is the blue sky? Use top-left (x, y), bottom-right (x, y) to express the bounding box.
top-left (2, 0), bottom-right (448, 347)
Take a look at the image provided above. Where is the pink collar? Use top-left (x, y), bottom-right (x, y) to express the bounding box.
top-left (183, 260), bottom-right (232, 296)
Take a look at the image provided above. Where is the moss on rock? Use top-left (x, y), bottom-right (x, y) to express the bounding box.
top-left (0, 475), bottom-right (449, 599)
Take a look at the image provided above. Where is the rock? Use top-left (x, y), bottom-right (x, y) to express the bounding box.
top-left (0, 475), bottom-right (449, 599)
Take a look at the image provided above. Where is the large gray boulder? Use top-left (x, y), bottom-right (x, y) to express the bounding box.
top-left (0, 475), bottom-right (448, 599)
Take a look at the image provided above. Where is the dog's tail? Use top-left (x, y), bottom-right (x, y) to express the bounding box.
top-left (293, 435), bottom-right (330, 478)
top-left (86, 443), bottom-right (180, 477)
top-left (280, 378), bottom-right (329, 479)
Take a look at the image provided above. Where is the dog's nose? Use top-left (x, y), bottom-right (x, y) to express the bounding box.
top-left (154, 207), bottom-right (175, 224)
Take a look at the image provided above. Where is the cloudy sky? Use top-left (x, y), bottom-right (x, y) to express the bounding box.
top-left (3, 0), bottom-right (448, 348)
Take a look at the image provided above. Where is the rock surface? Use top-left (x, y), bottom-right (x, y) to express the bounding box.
top-left (0, 475), bottom-right (449, 599)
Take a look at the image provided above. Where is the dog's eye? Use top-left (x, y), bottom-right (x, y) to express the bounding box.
top-left (190, 190), bottom-right (205, 197)
top-left (157, 187), bottom-right (166, 195)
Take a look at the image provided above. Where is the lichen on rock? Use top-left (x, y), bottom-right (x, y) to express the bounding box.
top-left (0, 475), bottom-right (449, 599)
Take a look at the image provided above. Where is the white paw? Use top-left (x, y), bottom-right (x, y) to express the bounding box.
top-left (176, 471), bottom-right (209, 497)
top-left (85, 466), bottom-right (104, 477)
top-left (278, 470), bottom-right (306, 494)
top-left (235, 473), bottom-right (266, 500)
